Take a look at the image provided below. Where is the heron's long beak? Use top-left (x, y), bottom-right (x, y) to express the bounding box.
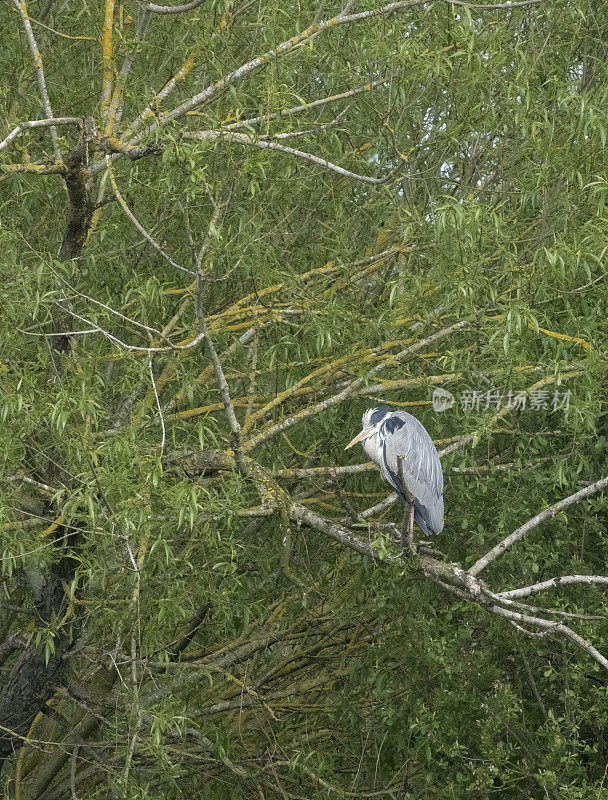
top-left (345, 425), bottom-right (376, 450)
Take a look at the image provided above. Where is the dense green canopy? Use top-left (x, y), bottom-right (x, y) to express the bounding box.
top-left (1, 0), bottom-right (608, 796)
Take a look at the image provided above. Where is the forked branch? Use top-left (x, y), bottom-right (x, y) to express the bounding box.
top-left (289, 484), bottom-right (608, 674)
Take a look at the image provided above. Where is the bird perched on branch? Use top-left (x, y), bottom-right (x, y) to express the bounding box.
top-left (345, 406), bottom-right (444, 538)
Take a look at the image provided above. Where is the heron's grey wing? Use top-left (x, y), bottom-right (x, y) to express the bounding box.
top-left (379, 412), bottom-right (444, 534)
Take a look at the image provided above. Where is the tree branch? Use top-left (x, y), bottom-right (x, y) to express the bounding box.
top-left (9, 0), bottom-right (62, 162)
top-left (105, 156), bottom-right (195, 275)
top-left (147, 0), bottom-right (206, 12)
top-left (291, 500), bottom-right (608, 674)
top-left (490, 605), bottom-right (608, 672)
top-left (499, 575), bottom-right (608, 599)
top-left (446, 0), bottom-right (542, 8)
top-left (220, 79), bottom-right (388, 131)
top-left (1, 160), bottom-right (67, 175)
top-left (276, 463), bottom-right (376, 479)
top-left (105, 9), bottom-right (153, 130)
top-left (468, 474), bottom-right (608, 577)
top-left (0, 117), bottom-right (81, 153)
top-left (126, 0), bottom-right (428, 142)
top-left (184, 130), bottom-right (386, 184)
top-left (58, 136), bottom-right (95, 262)
top-left (100, 0), bottom-right (116, 130)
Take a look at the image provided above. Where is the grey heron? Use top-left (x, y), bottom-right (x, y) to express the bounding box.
top-left (345, 406), bottom-right (444, 536)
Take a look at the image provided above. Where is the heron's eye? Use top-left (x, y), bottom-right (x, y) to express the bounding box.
top-left (369, 407), bottom-right (390, 426)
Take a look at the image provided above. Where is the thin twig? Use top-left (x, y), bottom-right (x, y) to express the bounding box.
top-left (257, 108), bottom-right (350, 140)
top-left (194, 202), bottom-right (246, 472)
top-left (29, 15), bottom-right (97, 39)
top-left (9, 0), bottom-right (62, 162)
top-left (105, 156), bottom-right (195, 274)
top-left (5, 474), bottom-right (58, 493)
top-left (19, 327), bottom-right (99, 337)
top-left (245, 320), bottom-right (469, 451)
top-left (446, 0), bottom-right (542, 7)
top-left (184, 130), bottom-right (386, 184)
top-left (1, 161), bottom-right (67, 175)
top-left (221, 80), bottom-right (387, 131)
top-left (149, 357), bottom-right (166, 454)
top-left (244, 331), bottom-right (259, 426)
top-left (0, 117), bottom-right (81, 153)
top-left (147, 0), bottom-right (206, 12)
top-left (485, 589), bottom-right (605, 621)
top-left (100, 0), bottom-right (116, 128)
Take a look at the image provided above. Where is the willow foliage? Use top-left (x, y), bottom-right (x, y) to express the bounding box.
top-left (1, 0), bottom-right (608, 797)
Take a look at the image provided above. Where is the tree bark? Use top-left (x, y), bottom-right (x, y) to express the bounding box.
top-left (0, 136), bottom-right (93, 770)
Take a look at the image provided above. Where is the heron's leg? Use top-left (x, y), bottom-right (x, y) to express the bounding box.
top-left (396, 456), bottom-right (416, 553)
top-left (400, 488), bottom-right (415, 553)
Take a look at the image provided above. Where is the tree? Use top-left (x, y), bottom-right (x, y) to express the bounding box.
top-left (1, 0), bottom-right (608, 796)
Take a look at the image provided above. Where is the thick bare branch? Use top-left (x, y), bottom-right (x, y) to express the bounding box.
top-left (59, 135), bottom-right (95, 261)
top-left (469, 474), bottom-right (608, 577)
top-left (499, 575), bottom-right (608, 599)
top-left (289, 503), bottom-right (395, 560)
top-left (54, 301), bottom-right (205, 352)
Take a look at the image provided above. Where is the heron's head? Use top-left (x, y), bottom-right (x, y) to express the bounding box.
top-left (344, 406), bottom-right (391, 450)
